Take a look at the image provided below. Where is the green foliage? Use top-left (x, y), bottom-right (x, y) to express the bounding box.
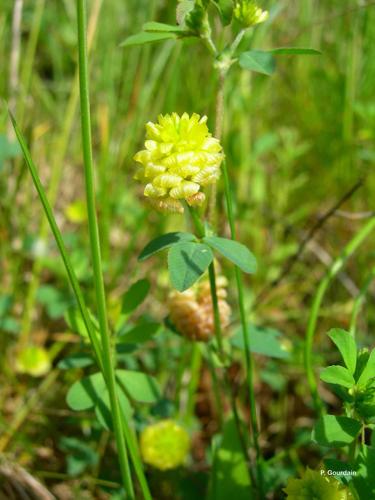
top-left (231, 324), bottom-right (290, 359)
top-left (138, 232), bottom-right (196, 261)
top-left (327, 329), bottom-right (357, 375)
top-left (59, 437), bottom-right (98, 476)
top-left (57, 352), bottom-right (94, 369)
top-left (312, 415), bottom-right (362, 448)
top-left (269, 47), bottom-right (321, 56)
top-left (116, 370), bottom-right (161, 403)
top-left (36, 284), bottom-right (72, 319)
top-left (212, 0), bottom-right (233, 26)
top-left (64, 306), bottom-right (99, 339)
top-left (209, 419), bottom-right (253, 499)
top-left (320, 365), bottom-right (355, 389)
top-left (168, 242), bottom-right (213, 292)
top-left (284, 467), bottom-right (352, 500)
top-left (203, 236), bottom-right (257, 274)
top-left (117, 321), bottom-right (160, 344)
top-left (357, 349), bottom-right (375, 387)
top-left (120, 31), bottom-right (177, 48)
top-left (239, 50), bottom-right (276, 75)
top-left (0, 133), bottom-right (20, 171)
top-left (121, 278), bottom-right (150, 315)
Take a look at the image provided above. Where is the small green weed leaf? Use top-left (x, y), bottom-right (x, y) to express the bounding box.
top-left (320, 365), bottom-right (355, 389)
top-left (168, 242), bottom-right (213, 292)
top-left (139, 232), bottom-right (196, 261)
top-left (270, 47), bottom-right (321, 55)
top-left (59, 437), bottom-right (98, 476)
top-left (64, 306), bottom-right (99, 338)
top-left (116, 370), bottom-right (161, 403)
top-left (209, 419), bottom-right (253, 500)
top-left (312, 415), bottom-right (361, 447)
top-left (58, 352), bottom-right (94, 370)
top-left (120, 31), bottom-right (176, 47)
top-left (118, 322), bottom-right (160, 344)
top-left (203, 236), bottom-right (257, 274)
top-left (95, 386), bottom-right (132, 431)
top-left (239, 50), bottom-right (276, 75)
top-left (0, 295), bottom-right (12, 317)
top-left (212, 0), bottom-right (233, 25)
top-left (357, 349), bottom-right (375, 387)
top-left (66, 372), bottom-right (105, 411)
top-left (121, 278), bottom-right (150, 315)
top-left (327, 328), bottom-right (357, 374)
top-left (143, 21), bottom-right (187, 33)
top-left (36, 285), bottom-right (72, 319)
top-left (352, 445), bottom-right (375, 497)
top-left (231, 325), bottom-right (290, 359)
top-left (0, 134), bottom-right (20, 171)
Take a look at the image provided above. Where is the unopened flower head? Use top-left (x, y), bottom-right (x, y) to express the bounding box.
top-left (233, 1), bottom-right (269, 28)
top-left (134, 113), bottom-right (223, 213)
top-left (140, 420), bottom-right (190, 470)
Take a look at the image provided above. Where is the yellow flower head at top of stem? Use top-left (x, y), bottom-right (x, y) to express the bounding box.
top-left (134, 112), bottom-right (223, 213)
top-left (233, 1), bottom-right (269, 28)
top-left (140, 420), bottom-right (190, 470)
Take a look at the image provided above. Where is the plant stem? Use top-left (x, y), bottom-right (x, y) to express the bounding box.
top-left (19, 0), bottom-right (102, 348)
top-left (76, 0), bottom-right (134, 495)
top-left (304, 216), bottom-right (375, 413)
top-left (187, 205), bottom-right (255, 485)
top-left (349, 265), bottom-right (375, 338)
top-left (207, 59), bottom-right (264, 494)
top-left (221, 159), bottom-right (264, 498)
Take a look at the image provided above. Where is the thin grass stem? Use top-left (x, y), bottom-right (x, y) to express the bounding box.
top-left (76, 0), bottom-right (135, 495)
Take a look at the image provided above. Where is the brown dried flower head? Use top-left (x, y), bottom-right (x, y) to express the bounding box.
top-left (168, 276), bottom-right (231, 342)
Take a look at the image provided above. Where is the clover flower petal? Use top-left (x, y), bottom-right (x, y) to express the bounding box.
top-left (134, 113), bottom-right (223, 213)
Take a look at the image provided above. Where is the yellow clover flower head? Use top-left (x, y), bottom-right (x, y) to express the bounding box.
top-left (284, 468), bottom-right (354, 500)
top-left (140, 419), bottom-right (190, 470)
top-left (233, 1), bottom-right (269, 28)
top-left (134, 112), bottom-right (223, 213)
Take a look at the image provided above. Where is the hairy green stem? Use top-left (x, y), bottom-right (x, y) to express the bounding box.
top-left (304, 216), bottom-right (375, 413)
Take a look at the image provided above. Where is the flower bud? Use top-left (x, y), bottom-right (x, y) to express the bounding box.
top-left (233, 1), bottom-right (269, 28)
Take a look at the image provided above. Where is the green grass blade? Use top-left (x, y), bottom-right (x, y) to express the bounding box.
top-left (9, 110), bottom-right (103, 366)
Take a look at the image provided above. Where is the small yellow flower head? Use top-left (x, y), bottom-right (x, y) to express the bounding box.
top-left (140, 420), bottom-right (190, 470)
top-left (233, 1), bottom-right (269, 28)
top-left (134, 113), bottom-right (223, 213)
top-left (284, 468), bottom-right (354, 500)
top-left (15, 345), bottom-right (51, 377)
